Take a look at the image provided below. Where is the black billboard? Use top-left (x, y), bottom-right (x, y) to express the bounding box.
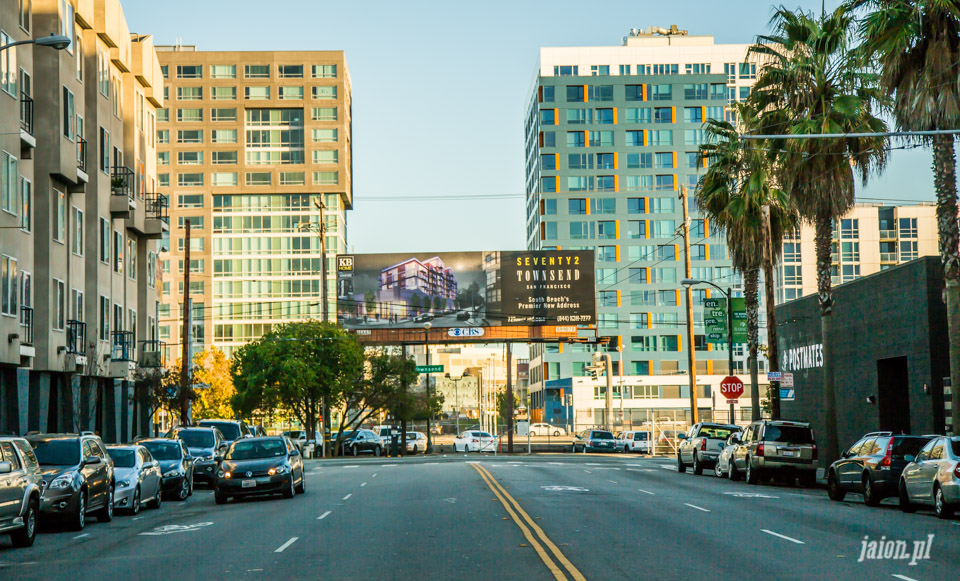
top-left (499, 250), bottom-right (596, 325)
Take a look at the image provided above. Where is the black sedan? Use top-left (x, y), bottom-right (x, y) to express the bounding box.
top-left (215, 437), bottom-right (304, 504)
top-left (139, 439), bottom-right (194, 501)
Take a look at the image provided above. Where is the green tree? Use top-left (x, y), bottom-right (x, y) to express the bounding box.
top-left (750, 6), bottom-right (889, 462)
top-left (364, 290), bottom-right (377, 318)
top-left (191, 348), bottom-right (236, 420)
top-left (134, 364), bottom-right (183, 436)
top-left (410, 293), bottom-right (421, 316)
top-left (697, 101), bottom-right (798, 418)
top-left (432, 296), bottom-right (443, 313)
top-left (850, 0), bottom-right (960, 434)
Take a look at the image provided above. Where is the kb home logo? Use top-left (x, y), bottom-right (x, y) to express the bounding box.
top-left (782, 343), bottom-right (824, 371)
top-left (337, 256), bottom-right (354, 272)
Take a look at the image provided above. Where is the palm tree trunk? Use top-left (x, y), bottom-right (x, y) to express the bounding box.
top-left (764, 253), bottom-right (781, 420)
top-left (933, 134), bottom-right (960, 436)
top-left (816, 209), bottom-right (840, 464)
top-left (745, 268), bottom-right (761, 421)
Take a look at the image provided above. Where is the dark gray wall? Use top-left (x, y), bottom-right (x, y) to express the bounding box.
top-left (776, 256), bottom-right (948, 448)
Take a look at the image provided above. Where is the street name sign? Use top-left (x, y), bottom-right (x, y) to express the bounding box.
top-left (416, 365), bottom-right (444, 373)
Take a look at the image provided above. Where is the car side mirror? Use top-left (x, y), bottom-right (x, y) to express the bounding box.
top-left (0, 461), bottom-right (11, 474)
top-left (678, 433), bottom-right (686, 440)
top-left (904, 454), bottom-right (915, 462)
top-left (290, 449), bottom-right (300, 457)
top-left (731, 436), bottom-right (740, 445)
top-left (144, 461), bottom-right (156, 469)
top-left (84, 456), bottom-right (102, 466)
top-left (218, 443), bottom-right (228, 450)
top-left (214, 454), bottom-right (223, 463)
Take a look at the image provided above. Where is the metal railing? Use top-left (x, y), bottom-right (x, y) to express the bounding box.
top-left (77, 138), bottom-right (88, 172)
top-left (111, 331), bottom-right (135, 362)
top-left (138, 340), bottom-right (166, 368)
top-left (20, 92), bottom-right (33, 135)
top-left (145, 192), bottom-right (169, 223)
top-left (879, 229), bottom-right (897, 239)
top-left (880, 252), bottom-right (898, 262)
top-left (66, 320), bottom-right (86, 354)
top-left (111, 166), bottom-right (135, 199)
top-left (19, 306), bottom-right (34, 346)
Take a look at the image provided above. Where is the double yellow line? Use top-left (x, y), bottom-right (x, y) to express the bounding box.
top-left (471, 463), bottom-right (585, 581)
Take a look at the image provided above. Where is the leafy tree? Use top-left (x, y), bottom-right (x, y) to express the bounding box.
top-left (849, 0), bottom-right (960, 434)
top-left (410, 293), bottom-right (421, 316)
top-left (364, 290), bottom-right (377, 318)
top-left (134, 363), bottom-right (186, 435)
top-left (191, 348), bottom-right (236, 420)
top-left (432, 296), bottom-right (443, 313)
top-left (751, 6), bottom-right (889, 462)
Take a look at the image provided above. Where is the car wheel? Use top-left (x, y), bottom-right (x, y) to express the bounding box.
top-left (553, 431), bottom-right (560, 437)
top-left (295, 470), bottom-right (306, 495)
top-left (151, 487), bottom-right (163, 510)
top-left (70, 491), bottom-right (87, 531)
top-left (898, 480), bottom-right (916, 513)
top-left (177, 478), bottom-right (190, 501)
top-left (97, 485), bottom-right (114, 522)
top-left (282, 476), bottom-right (295, 499)
top-left (131, 486), bottom-right (142, 515)
top-left (11, 497), bottom-right (38, 547)
top-left (715, 461), bottom-right (725, 479)
top-left (693, 453), bottom-right (703, 475)
top-left (862, 473), bottom-right (881, 507)
top-left (374, 445), bottom-right (382, 457)
top-left (413, 445), bottom-right (418, 455)
top-left (729, 461), bottom-right (741, 482)
top-left (571, 444), bottom-right (577, 454)
top-left (351, 445), bottom-right (359, 457)
top-left (215, 489), bottom-right (228, 505)
top-left (188, 475), bottom-right (194, 497)
top-left (677, 453), bottom-right (686, 473)
top-left (935, 485), bottom-right (954, 519)
top-left (745, 458), bottom-right (758, 485)
top-left (827, 471), bottom-right (845, 501)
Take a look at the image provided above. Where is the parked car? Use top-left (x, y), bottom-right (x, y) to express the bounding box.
top-left (168, 427), bottom-right (226, 486)
top-left (827, 432), bottom-right (934, 506)
top-left (25, 433), bottom-right (115, 530)
top-left (338, 430), bottom-right (383, 457)
top-left (616, 431), bottom-right (653, 454)
top-left (414, 313), bottom-right (434, 323)
top-left (215, 436), bottom-right (304, 504)
top-left (0, 437), bottom-right (44, 547)
top-left (456, 311), bottom-right (471, 321)
top-left (283, 430), bottom-right (307, 452)
top-left (899, 436), bottom-right (960, 519)
top-left (715, 433), bottom-right (744, 478)
top-left (572, 430), bottom-right (617, 453)
top-left (529, 423), bottom-right (566, 437)
top-left (139, 439), bottom-right (194, 501)
top-left (372, 426), bottom-right (395, 448)
top-left (729, 420), bottom-right (818, 487)
top-left (197, 419), bottom-right (252, 445)
top-left (106, 445), bottom-right (163, 514)
top-left (454, 430), bottom-right (498, 452)
top-left (677, 423), bottom-right (742, 475)
top-left (405, 432), bottom-right (428, 454)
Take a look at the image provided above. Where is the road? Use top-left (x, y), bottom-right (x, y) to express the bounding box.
top-left (2, 454), bottom-right (958, 580)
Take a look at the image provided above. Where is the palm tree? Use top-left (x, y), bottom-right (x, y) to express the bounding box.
top-left (750, 6), bottom-right (889, 463)
top-left (850, 0), bottom-right (960, 436)
top-left (697, 101), bottom-right (798, 421)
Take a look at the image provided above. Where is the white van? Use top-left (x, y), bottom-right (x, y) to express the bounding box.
top-left (616, 431), bottom-right (652, 454)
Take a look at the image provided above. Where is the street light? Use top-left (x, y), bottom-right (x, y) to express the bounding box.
top-left (424, 321), bottom-right (433, 454)
top-left (682, 278), bottom-right (736, 424)
top-left (0, 34), bottom-right (72, 52)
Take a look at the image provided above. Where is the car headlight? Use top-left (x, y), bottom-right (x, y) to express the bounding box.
top-left (268, 465), bottom-right (288, 475)
top-left (117, 480), bottom-right (131, 488)
top-left (218, 470), bottom-right (231, 479)
top-left (49, 474), bottom-right (76, 489)
top-left (163, 469), bottom-right (183, 478)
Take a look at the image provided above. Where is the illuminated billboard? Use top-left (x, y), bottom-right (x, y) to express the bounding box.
top-left (336, 250), bottom-right (595, 330)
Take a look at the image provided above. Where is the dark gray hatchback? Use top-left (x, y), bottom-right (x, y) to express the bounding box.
top-left (827, 432), bottom-right (935, 506)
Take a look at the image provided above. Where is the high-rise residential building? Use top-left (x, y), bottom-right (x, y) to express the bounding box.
top-left (776, 203), bottom-right (939, 304)
top-left (523, 28), bottom-right (763, 427)
top-left (1, 0), bottom-right (165, 441)
top-left (154, 47), bottom-right (351, 360)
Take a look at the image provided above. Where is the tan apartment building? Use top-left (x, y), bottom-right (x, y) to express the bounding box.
top-left (154, 47), bottom-right (351, 361)
top-left (776, 203), bottom-right (938, 303)
top-left (0, 0), bottom-right (166, 441)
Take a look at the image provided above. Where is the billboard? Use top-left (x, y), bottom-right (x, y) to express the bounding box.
top-left (336, 250), bottom-right (595, 331)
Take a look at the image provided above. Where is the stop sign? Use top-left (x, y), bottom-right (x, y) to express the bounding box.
top-left (720, 376), bottom-right (744, 402)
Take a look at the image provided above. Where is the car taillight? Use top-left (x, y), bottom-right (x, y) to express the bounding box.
top-left (701, 439), bottom-right (707, 451)
top-left (588, 440), bottom-right (595, 446)
top-left (757, 442), bottom-right (765, 457)
top-left (812, 445), bottom-right (818, 461)
top-left (879, 439), bottom-right (893, 468)
top-left (471, 439), bottom-right (479, 443)
top-left (954, 463), bottom-right (960, 479)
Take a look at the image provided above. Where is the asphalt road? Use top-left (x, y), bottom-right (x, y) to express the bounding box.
top-left (2, 454), bottom-right (958, 580)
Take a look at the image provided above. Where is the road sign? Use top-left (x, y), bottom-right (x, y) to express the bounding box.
top-left (731, 298), bottom-right (747, 343)
top-left (416, 365), bottom-right (444, 373)
top-left (781, 372), bottom-right (794, 387)
top-left (780, 388), bottom-right (795, 401)
top-left (720, 375), bottom-right (744, 403)
top-left (448, 327), bottom-right (484, 338)
top-left (767, 371), bottom-right (782, 381)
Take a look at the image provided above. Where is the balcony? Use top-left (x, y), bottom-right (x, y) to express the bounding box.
top-left (143, 192), bottom-right (170, 238)
top-left (110, 166), bottom-right (136, 218)
top-left (77, 138), bottom-right (89, 183)
top-left (880, 252), bottom-right (898, 263)
top-left (138, 340), bottom-right (166, 368)
top-left (19, 92), bottom-right (35, 149)
top-left (109, 330), bottom-right (136, 379)
top-left (879, 229), bottom-right (897, 239)
top-left (65, 320), bottom-right (88, 369)
top-left (18, 306), bottom-right (35, 359)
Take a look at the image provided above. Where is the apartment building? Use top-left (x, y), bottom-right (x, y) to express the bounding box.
top-left (523, 28), bottom-right (763, 426)
top-left (777, 203), bottom-right (939, 303)
top-left (154, 47), bottom-right (351, 360)
top-left (0, 0), bottom-right (165, 441)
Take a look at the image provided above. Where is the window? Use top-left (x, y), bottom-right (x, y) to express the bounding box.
top-left (246, 172), bottom-right (272, 186)
top-left (598, 247), bottom-right (617, 262)
top-left (128, 239), bottom-right (136, 280)
top-left (178, 151), bottom-right (203, 165)
top-left (539, 109), bottom-right (556, 125)
top-left (625, 85), bottom-right (644, 102)
top-left (598, 221), bottom-right (616, 239)
top-left (245, 86), bottom-right (270, 100)
top-left (178, 129), bottom-right (203, 143)
top-left (312, 85), bottom-right (337, 99)
top-left (684, 129), bottom-right (706, 146)
top-left (683, 83), bottom-right (708, 100)
top-left (568, 199), bottom-right (587, 215)
top-left (211, 172), bottom-right (238, 186)
top-left (62, 87), bottom-right (75, 140)
top-left (312, 171), bottom-right (338, 185)
top-left (554, 65), bottom-right (579, 76)
top-left (650, 84), bottom-right (672, 101)
top-left (158, 174), bottom-right (169, 187)
top-left (567, 154), bottom-right (590, 169)
top-left (99, 218), bottom-right (109, 263)
top-left (569, 221), bottom-right (594, 240)
top-left (540, 154), bottom-right (556, 170)
top-left (178, 173), bottom-right (204, 187)
top-left (540, 177), bottom-right (556, 193)
top-left (279, 86), bottom-right (304, 100)
top-left (157, 151), bottom-right (169, 165)
top-left (593, 198), bottom-right (616, 214)
top-left (652, 219), bottom-right (676, 237)
top-left (19, 0), bottom-right (30, 31)
top-left (626, 220), bottom-right (646, 239)
top-left (566, 85), bottom-right (585, 102)
top-left (596, 268), bottom-right (617, 284)
top-left (157, 108), bottom-right (168, 122)
top-left (566, 109), bottom-right (592, 124)
top-left (591, 65), bottom-right (610, 76)
top-left (209, 108), bottom-right (236, 122)
top-left (51, 278), bottom-right (65, 330)
top-left (147, 251), bottom-right (156, 288)
top-left (278, 64), bottom-right (304, 78)
top-left (157, 129), bottom-right (169, 144)
top-left (312, 128), bottom-right (338, 142)
top-left (567, 131), bottom-right (586, 148)
top-left (683, 107), bottom-right (703, 124)
top-left (54, 190), bottom-right (66, 243)
top-left (212, 129), bottom-right (237, 143)
top-left (690, 244), bottom-right (706, 261)
top-left (542, 131), bottom-right (556, 147)
top-left (739, 62), bottom-right (757, 79)
top-left (99, 295), bottom-right (109, 340)
top-left (280, 171), bottom-right (305, 185)
top-left (212, 151), bottom-right (238, 165)
top-left (660, 336), bottom-right (680, 351)
top-left (19, 177), bottom-right (30, 231)
top-left (211, 86), bottom-right (236, 101)
top-left (588, 85), bottom-right (613, 102)
top-left (1, 151), bottom-right (16, 215)
top-left (625, 108), bottom-right (651, 124)
top-left (589, 131), bottom-right (614, 147)
top-left (543, 199), bottom-right (557, 215)
top-left (70, 287), bottom-right (82, 322)
top-left (650, 130), bottom-right (673, 146)
top-left (654, 152), bottom-right (674, 169)
top-left (651, 197), bottom-right (675, 213)
top-left (210, 64), bottom-right (236, 79)
top-left (112, 230), bottom-right (123, 274)
top-left (543, 221), bottom-right (557, 240)
top-left (0, 255), bottom-right (17, 317)
top-left (840, 218), bottom-right (859, 239)
top-left (311, 107), bottom-right (337, 121)
top-left (177, 86), bottom-right (202, 101)
top-left (178, 194), bottom-right (204, 208)
top-left (178, 216), bottom-right (204, 229)
top-left (71, 207), bottom-right (83, 255)
top-left (177, 65), bottom-right (202, 79)
top-left (312, 64), bottom-right (337, 78)
top-left (628, 268), bottom-right (647, 284)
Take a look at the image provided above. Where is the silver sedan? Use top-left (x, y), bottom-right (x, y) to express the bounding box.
top-left (107, 445), bottom-right (163, 515)
top-left (900, 436), bottom-right (960, 519)
top-left (714, 433), bottom-right (743, 479)
top-left (405, 432), bottom-right (428, 454)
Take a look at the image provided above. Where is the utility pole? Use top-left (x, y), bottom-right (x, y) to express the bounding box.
top-left (506, 342), bottom-right (514, 453)
top-left (680, 186), bottom-right (699, 425)
top-left (762, 205), bottom-right (781, 419)
top-left (424, 323), bottom-right (433, 454)
top-left (315, 201), bottom-right (332, 457)
top-left (179, 220), bottom-right (192, 425)
top-left (400, 343), bottom-right (407, 457)
top-left (726, 286), bottom-right (735, 425)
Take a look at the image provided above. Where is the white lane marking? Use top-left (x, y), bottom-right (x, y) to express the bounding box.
top-left (684, 503), bottom-right (711, 513)
top-left (274, 537), bottom-right (299, 553)
top-left (761, 529), bottom-right (805, 545)
top-left (342, 493), bottom-right (352, 500)
top-left (638, 489), bottom-right (655, 495)
top-left (360, 482), bottom-right (367, 487)
top-left (892, 575), bottom-right (919, 581)
top-left (549, 462), bottom-right (564, 465)
top-left (317, 511), bottom-right (332, 520)
top-left (73, 533), bottom-right (90, 540)
top-left (132, 516), bottom-right (148, 521)
top-left (372, 473), bottom-right (378, 478)
top-left (542, 485), bottom-right (589, 492)
top-left (608, 480), bottom-right (619, 484)
top-left (342, 465), bottom-right (359, 469)
top-left (659, 465), bottom-right (677, 471)
top-left (381, 464), bottom-right (397, 467)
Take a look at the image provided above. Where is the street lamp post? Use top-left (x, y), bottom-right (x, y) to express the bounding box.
top-left (424, 322), bottom-right (433, 454)
top-left (297, 200), bottom-right (329, 455)
top-left (682, 279), bottom-right (736, 424)
top-left (0, 34), bottom-right (72, 52)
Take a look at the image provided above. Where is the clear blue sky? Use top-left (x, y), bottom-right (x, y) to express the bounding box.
top-left (124, 0), bottom-right (935, 254)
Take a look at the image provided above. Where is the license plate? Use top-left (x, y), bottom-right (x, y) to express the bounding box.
top-left (781, 450), bottom-right (796, 457)
top-left (241, 479), bottom-right (256, 488)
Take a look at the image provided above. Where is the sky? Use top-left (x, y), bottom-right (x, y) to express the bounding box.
top-left (123, 0), bottom-right (936, 254)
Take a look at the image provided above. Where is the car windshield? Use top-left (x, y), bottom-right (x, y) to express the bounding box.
top-left (892, 437), bottom-right (933, 459)
top-left (178, 430), bottom-right (215, 448)
top-left (699, 427), bottom-right (739, 439)
top-left (200, 422), bottom-right (240, 440)
top-left (592, 431), bottom-right (614, 440)
top-left (226, 439), bottom-right (287, 460)
top-left (143, 442), bottom-right (182, 460)
top-left (763, 425), bottom-right (814, 444)
top-left (289, 431), bottom-right (305, 439)
top-left (109, 449), bottom-right (137, 468)
top-left (30, 440), bottom-right (80, 466)
top-left (341, 431), bottom-right (357, 440)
